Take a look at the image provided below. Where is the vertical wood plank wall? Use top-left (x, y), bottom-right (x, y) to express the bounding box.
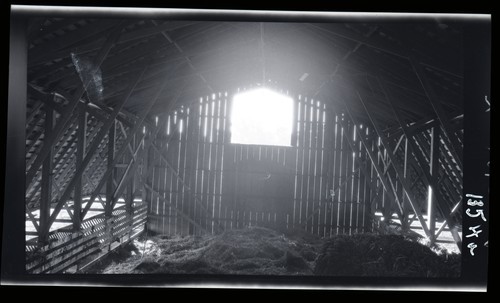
top-left (146, 88), bottom-right (379, 237)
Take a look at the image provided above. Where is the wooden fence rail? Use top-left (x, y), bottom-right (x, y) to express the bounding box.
top-left (26, 203), bottom-right (147, 273)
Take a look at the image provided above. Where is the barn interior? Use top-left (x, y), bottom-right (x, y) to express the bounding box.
top-left (13, 10), bottom-right (465, 275)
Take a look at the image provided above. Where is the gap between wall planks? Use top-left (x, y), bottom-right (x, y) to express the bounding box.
top-left (146, 89), bottom-right (376, 236)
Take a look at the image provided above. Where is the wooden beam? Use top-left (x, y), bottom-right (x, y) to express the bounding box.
top-left (312, 25), bottom-right (379, 99)
top-left (26, 23), bottom-right (126, 190)
top-left (45, 51), bottom-right (146, 230)
top-left (410, 57), bottom-right (463, 168)
top-left (82, 173), bottom-right (106, 208)
top-left (28, 86), bottom-right (63, 113)
top-left (26, 206), bottom-right (40, 233)
top-left (109, 97), bottom-right (171, 208)
top-left (151, 20), bottom-right (215, 94)
top-left (117, 121), bottom-right (135, 158)
top-left (55, 88), bottom-right (136, 129)
top-left (337, 110), bottom-right (404, 222)
top-left (150, 142), bottom-right (224, 233)
top-left (351, 89), bottom-right (432, 237)
top-left (26, 100), bottom-right (43, 127)
top-left (29, 85), bottom-right (136, 129)
top-left (73, 108), bottom-right (86, 231)
top-left (392, 134), bottom-right (405, 156)
top-left (381, 78), bottom-right (462, 249)
top-left (381, 134), bottom-right (405, 173)
top-left (142, 136), bottom-right (152, 214)
top-left (126, 169), bottom-right (135, 215)
top-left (29, 19), bottom-right (120, 65)
top-left (112, 132), bottom-right (149, 208)
top-left (33, 21), bottom-right (197, 67)
top-left (101, 33), bottom-right (253, 82)
top-left (306, 23), bottom-right (462, 79)
top-left (387, 119), bottom-right (439, 140)
top-left (302, 166), bottom-right (362, 228)
top-left (110, 87), bottom-right (187, 211)
top-left (144, 183), bottom-right (208, 233)
top-left (401, 138), bottom-right (409, 228)
top-left (428, 125), bottom-right (440, 245)
top-left (26, 115), bottom-right (44, 149)
top-left (413, 134), bottom-right (457, 225)
top-left (105, 121), bottom-right (116, 217)
top-left (80, 65), bottom-right (166, 218)
top-left (435, 199), bottom-right (461, 238)
top-left (39, 108), bottom-right (55, 244)
top-left (43, 39), bottom-right (169, 86)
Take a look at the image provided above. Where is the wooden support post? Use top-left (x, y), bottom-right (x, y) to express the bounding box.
top-left (150, 142), bottom-right (224, 233)
top-left (144, 183), bottom-right (208, 233)
top-left (49, 61), bottom-right (149, 228)
top-left (428, 125), bottom-right (440, 245)
top-left (106, 121), bottom-right (116, 217)
top-left (341, 88), bottom-right (432, 237)
top-left (152, 20), bottom-right (215, 94)
top-left (118, 120), bottom-right (136, 158)
top-left (143, 134), bottom-right (153, 214)
top-left (26, 23), bottom-right (126, 189)
top-left (27, 100), bottom-right (43, 125)
top-left (81, 67), bottom-right (180, 218)
top-left (339, 118), bottom-right (405, 234)
top-left (39, 107), bottom-right (56, 244)
top-left (127, 177), bottom-right (135, 215)
top-left (73, 108), bottom-right (87, 231)
top-left (29, 84), bottom-right (137, 130)
top-left (410, 57), bottom-right (463, 168)
top-left (435, 199), bottom-right (461, 238)
top-left (381, 79), bottom-right (461, 249)
top-left (126, 135), bottom-right (136, 216)
top-left (401, 138), bottom-right (410, 231)
top-left (45, 67), bottom-right (146, 230)
top-left (338, 102), bottom-right (404, 221)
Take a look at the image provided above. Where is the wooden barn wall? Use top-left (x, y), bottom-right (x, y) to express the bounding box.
top-left (145, 88), bottom-right (385, 237)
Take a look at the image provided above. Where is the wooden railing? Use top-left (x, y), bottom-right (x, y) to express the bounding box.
top-left (26, 203), bottom-right (147, 273)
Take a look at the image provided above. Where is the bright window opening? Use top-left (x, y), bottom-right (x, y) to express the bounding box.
top-left (230, 88), bottom-right (294, 146)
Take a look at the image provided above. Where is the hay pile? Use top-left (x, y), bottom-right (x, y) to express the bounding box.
top-left (314, 234), bottom-right (461, 277)
top-left (87, 227), bottom-right (460, 277)
top-left (95, 226), bottom-right (320, 275)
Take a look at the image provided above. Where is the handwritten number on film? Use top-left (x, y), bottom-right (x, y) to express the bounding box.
top-left (465, 194), bottom-right (487, 256)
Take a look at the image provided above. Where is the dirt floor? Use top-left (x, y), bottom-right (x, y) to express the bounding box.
top-left (84, 226), bottom-right (460, 277)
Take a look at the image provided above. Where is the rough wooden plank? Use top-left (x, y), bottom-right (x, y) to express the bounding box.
top-left (81, 67), bottom-right (165, 218)
top-left (29, 19), bottom-right (121, 65)
top-left (206, 100), bottom-right (217, 233)
top-left (310, 100), bottom-right (319, 235)
top-left (73, 109), bottom-right (87, 230)
top-left (305, 100), bottom-right (316, 233)
top-left (410, 57), bottom-right (463, 168)
top-left (317, 104), bottom-right (327, 236)
top-left (180, 107), bottom-right (191, 235)
top-left (300, 99), bottom-right (309, 229)
top-left (352, 92), bottom-right (432, 236)
top-left (146, 184), bottom-right (206, 233)
top-left (39, 108), bottom-right (55, 243)
top-left (381, 81), bottom-right (460, 246)
top-left (184, 107), bottom-right (196, 234)
top-left (30, 236), bottom-right (100, 273)
top-left (213, 98), bottom-right (223, 234)
top-left (26, 23), bottom-right (126, 189)
top-left (150, 140), bottom-right (222, 232)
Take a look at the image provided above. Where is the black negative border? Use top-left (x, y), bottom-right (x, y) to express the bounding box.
top-left (1, 3), bottom-right (492, 291)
